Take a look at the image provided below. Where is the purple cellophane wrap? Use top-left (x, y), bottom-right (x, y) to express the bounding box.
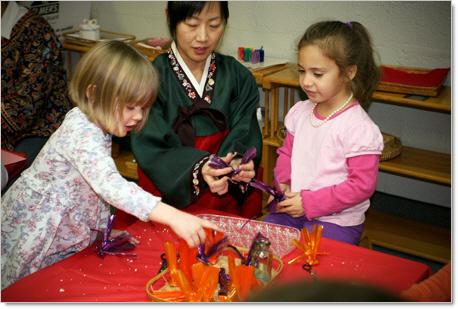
top-left (196, 214), bottom-right (300, 258)
top-left (90, 215), bottom-right (137, 259)
top-left (208, 146), bottom-right (257, 176)
top-left (249, 178), bottom-right (285, 214)
top-left (197, 234), bottom-right (230, 265)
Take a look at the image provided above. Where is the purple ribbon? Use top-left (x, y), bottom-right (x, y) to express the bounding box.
top-left (250, 178), bottom-right (285, 214)
top-left (196, 232), bottom-right (230, 266)
top-left (227, 232), bottom-right (268, 266)
top-left (90, 215), bottom-right (137, 259)
top-left (208, 146), bottom-right (257, 177)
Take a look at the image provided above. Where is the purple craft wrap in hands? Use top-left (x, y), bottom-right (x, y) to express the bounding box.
top-left (208, 146), bottom-right (257, 176)
top-left (249, 178), bottom-right (285, 214)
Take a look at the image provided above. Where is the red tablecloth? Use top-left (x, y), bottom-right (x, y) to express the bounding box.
top-left (1, 206), bottom-right (432, 302)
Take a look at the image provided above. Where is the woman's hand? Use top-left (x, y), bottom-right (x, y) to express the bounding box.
top-left (275, 191), bottom-right (305, 218)
top-left (202, 153), bottom-right (234, 195)
top-left (148, 202), bottom-right (223, 248)
top-left (230, 158), bottom-right (256, 183)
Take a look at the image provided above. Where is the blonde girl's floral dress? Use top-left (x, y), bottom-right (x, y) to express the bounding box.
top-left (1, 107), bottom-right (160, 289)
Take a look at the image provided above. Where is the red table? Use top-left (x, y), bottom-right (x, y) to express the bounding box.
top-left (1, 206), bottom-right (432, 302)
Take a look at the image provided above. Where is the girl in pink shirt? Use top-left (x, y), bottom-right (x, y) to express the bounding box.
top-left (263, 21), bottom-right (383, 245)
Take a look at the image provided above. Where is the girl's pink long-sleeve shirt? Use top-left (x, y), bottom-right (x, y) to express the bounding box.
top-left (274, 100), bottom-right (384, 226)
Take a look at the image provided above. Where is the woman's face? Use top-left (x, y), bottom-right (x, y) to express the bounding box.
top-left (174, 2), bottom-right (225, 69)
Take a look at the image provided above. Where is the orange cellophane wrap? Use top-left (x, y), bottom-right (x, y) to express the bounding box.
top-left (232, 264), bottom-right (254, 301)
top-left (250, 276), bottom-right (264, 292)
top-left (151, 289), bottom-right (185, 302)
top-left (227, 249), bottom-right (236, 291)
top-left (163, 242), bottom-right (178, 286)
top-left (178, 239), bottom-right (193, 286)
top-left (190, 246), bottom-right (199, 266)
top-left (203, 227), bottom-right (225, 265)
top-left (172, 269), bottom-right (196, 301)
top-left (191, 262), bottom-right (206, 288)
top-left (288, 225), bottom-right (328, 266)
top-left (196, 265), bottom-right (220, 302)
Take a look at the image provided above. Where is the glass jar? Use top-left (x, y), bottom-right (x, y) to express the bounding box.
top-left (251, 238), bottom-right (272, 284)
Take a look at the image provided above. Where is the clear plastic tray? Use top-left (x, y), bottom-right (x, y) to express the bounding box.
top-left (197, 214), bottom-right (300, 258)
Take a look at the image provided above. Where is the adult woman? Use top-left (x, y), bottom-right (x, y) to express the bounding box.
top-left (1, 1), bottom-right (72, 194)
top-left (131, 1), bottom-right (262, 218)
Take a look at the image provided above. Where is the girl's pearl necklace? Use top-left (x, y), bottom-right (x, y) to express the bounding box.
top-left (309, 93), bottom-right (353, 127)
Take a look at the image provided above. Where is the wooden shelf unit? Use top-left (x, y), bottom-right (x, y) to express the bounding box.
top-left (372, 86), bottom-right (451, 113)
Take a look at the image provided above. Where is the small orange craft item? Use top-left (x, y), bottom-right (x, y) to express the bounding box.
top-left (202, 228), bottom-right (225, 265)
top-left (178, 239), bottom-right (193, 285)
top-left (288, 225), bottom-right (329, 266)
top-left (195, 265), bottom-right (220, 302)
top-left (149, 289), bottom-right (185, 302)
top-left (232, 264), bottom-right (254, 301)
top-left (163, 241), bottom-right (178, 287)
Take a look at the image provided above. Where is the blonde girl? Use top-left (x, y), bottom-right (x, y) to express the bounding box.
top-left (263, 21), bottom-right (384, 245)
top-left (1, 40), bottom-right (220, 289)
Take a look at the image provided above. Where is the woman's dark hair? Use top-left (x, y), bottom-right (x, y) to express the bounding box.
top-left (298, 21), bottom-right (381, 108)
top-left (167, 1), bottom-right (229, 41)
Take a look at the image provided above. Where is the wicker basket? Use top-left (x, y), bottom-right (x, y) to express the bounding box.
top-left (146, 247), bottom-right (284, 302)
top-left (380, 132), bottom-right (402, 161)
top-left (377, 65), bottom-right (448, 97)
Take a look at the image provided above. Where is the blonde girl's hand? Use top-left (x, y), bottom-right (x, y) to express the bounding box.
top-left (202, 153), bottom-right (233, 195)
top-left (276, 192), bottom-right (305, 218)
top-left (109, 229), bottom-right (140, 245)
top-left (230, 159), bottom-right (256, 183)
top-left (148, 202), bottom-right (223, 248)
top-left (168, 211), bottom-right (223, 248)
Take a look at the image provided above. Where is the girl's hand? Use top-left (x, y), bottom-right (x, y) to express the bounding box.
top-left (280, 183), bottom-right (291, 194)
top-left (276, 192), bottom-right (305, 218)
top-left (148, 202), bottom-right (223, 249)
top-left (267, 183), bottom-right (290, 204)
top-left (202, 153), bottom-right (233, 195)
top-left (231, 159), bottom-right (256, 183)
top-left (109, 229), bottom-right (140, 245)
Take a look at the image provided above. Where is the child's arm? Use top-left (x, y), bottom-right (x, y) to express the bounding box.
top-left (147, 201), bottom-right (222, 248)
top-left (299, 154), bottom-right (379, 220)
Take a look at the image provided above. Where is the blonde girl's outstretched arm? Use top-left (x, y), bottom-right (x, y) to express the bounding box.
top-left (147, 201), bottom-right (222, 248)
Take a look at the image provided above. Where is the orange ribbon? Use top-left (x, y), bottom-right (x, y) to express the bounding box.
top-left (288, 225), bottom-right (329, 266)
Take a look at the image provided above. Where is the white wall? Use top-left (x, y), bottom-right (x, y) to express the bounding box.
top-left (90, 1), bottom-right (452, 207)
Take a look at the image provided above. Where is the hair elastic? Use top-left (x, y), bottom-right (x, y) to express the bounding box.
top-left (345, 22), bottom-right (353, 29)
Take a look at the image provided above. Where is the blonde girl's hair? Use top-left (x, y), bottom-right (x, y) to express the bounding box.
top-left (298, 21), bottom-right (381, 108)
top-left (69, 40), bottom-right (159, 135)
